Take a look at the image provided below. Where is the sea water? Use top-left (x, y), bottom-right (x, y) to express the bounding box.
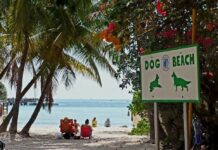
top-left (11, 99), bottom-right (132, 128)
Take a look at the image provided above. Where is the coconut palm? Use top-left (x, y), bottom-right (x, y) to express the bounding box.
top-left (19, 1), bottom-right (116, 136)
top-left (19, 49), bottom-right (97, 136)
top-left (0, 0), bottom-right (116, 135)
top-left (7, 0), bottom-right (43, 134)
top-left (19, 32), bottom-right (115, 136)
top-left (0, 0), bottom-right (49, 134)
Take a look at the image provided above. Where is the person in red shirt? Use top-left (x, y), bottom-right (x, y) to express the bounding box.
top-left (81, 119), bottom-right (92, 139)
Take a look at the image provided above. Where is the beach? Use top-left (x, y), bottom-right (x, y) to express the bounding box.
top-left (0, 100), bottom-right (156, 149)
top-left (0, 126), bottom-right (155, 150)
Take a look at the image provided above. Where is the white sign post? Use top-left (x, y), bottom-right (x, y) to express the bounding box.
top-left (140, 45), bottom-right (199, 150)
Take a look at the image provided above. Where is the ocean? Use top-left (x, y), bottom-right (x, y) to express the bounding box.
top-left (11, 99), bottom-right (132, 128)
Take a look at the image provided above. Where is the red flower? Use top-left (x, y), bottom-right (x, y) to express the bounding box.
top-left (197, 36), bottom-right (204, 45)
top-left (156, 0), bottom-right (167, 16)
top-left (185, 30), bottom-right (192, 39)
top-left (197, 37), bottom-right (213, 48)
top-left (161, 29), bottom-right (177, 38)
top-left (138, 47), bottom-right (145, 54)
top-left (108, 22), bottom-right (116, 32)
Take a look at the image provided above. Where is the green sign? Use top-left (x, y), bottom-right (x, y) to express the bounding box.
top-left (140, 45), bottom-right (200, 102)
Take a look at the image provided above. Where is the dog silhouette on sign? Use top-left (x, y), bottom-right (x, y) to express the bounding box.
top-left (149, 74), bottom-right (162, 92)
top-left (171, 72), bottom-right (191, 91)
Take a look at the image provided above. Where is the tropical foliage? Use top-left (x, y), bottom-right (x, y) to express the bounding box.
top-left (93, 0), bottom-right (218, 149)
top-left (0, 0), bottom-right (116, 136)
top-left (129, 119), bottom-right (150, 135)
top-left (0, 1), bottom-right (217, 149)
top-left (128, 90), bottom-right (148, 118)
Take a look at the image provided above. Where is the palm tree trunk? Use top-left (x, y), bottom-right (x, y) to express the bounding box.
top-left (20, 73), bottom-right (53, 136)
top-left (0, 106), bottom-right (14, 132)
top-left (9, 33), bottom-right (29, 134)
top-left (0, 57), bottom-right (14, 79)
top-left (0, 67), bottom-right (44, 133)
top-left (9, 100), bottom-right (20, 133)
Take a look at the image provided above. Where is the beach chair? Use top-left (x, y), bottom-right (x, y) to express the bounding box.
top-left (80, 125), bottom-right (92, 139)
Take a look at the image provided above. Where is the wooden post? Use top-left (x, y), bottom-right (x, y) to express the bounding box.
top-left (188, 8), bottom-right (196, 149)
top-left (192, 8), bottom-right (197, 44)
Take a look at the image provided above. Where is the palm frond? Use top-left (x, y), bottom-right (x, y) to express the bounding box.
top-left (61, 68), bottom-right (76, 88)
top-left (84, 42), bottom-right (116, 78)
top-left (9, 60), bottom-right (18, 89)
top-left (87, 56), bottom-right (102, 86)
top-left (63, 53), bottom-right (97, 81)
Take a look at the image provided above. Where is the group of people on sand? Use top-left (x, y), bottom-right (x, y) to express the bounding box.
top-left (60, 117), bottom-right (111, 139)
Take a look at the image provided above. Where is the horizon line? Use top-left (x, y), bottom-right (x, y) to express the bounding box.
top-left (7, 97), bottom-right (132, 100)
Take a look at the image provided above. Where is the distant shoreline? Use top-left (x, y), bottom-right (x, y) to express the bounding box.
top-left (7, 98), bottom-right (132, 101)
top-left (55, 99), bottom-right (132, 101)
top-left (6, 98), bottom-right (131, 106)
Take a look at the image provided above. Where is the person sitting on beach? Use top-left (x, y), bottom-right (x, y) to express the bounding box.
top-left (104, 118), bottom-right (111, 127)
top-left (60, 117), bottom-right (73, 139)
top-left (81, 119), bottom-right (92, 139)
top-left (74, 119), bottom-right (80, 134)
top-left (70, 119), bottom-right (76, 136)
top-left (92, 117), bottom-right (97, 127)
top-left (73, 119), bottom-right (81, 139)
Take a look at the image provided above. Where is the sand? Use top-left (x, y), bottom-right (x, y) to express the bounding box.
top-left (0, 126), bottom-right (155, 150)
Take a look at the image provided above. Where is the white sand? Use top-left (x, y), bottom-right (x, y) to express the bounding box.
top-left (0, 126), bottom-right (155, 150)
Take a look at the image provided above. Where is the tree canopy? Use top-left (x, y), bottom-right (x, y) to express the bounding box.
top-left (93, 0), bottom-right (218, 149)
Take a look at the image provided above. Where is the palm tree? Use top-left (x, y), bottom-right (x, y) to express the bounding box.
top-left (19, 0), bottom-right (116, 136)
top-left (7, 0), bottom-right (45, 134)
top-left (19, 51), bottom-right (97, 136)
top-left (0, 0), bottom-right (116, 135)
top-left (0, 0), bottom-right (48, 133)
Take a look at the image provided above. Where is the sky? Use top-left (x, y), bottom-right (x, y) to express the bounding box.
top-left (2, 70), bottom-right (132, 100)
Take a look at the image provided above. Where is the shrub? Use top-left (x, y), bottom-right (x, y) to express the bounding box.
top-left (129, 119), bottom-right (150, 135)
